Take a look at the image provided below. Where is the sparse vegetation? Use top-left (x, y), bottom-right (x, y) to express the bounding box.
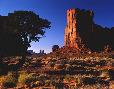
top-left (18, 71), bottom-right (37, 84)
top-left (2, 72), bottom-right (18, 88)
top-left (0, 8), bottom-right (114, 89)
top-left (0, 53), bottom-right (113, 88)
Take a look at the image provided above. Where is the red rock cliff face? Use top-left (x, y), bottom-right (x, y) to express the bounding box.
top-left (64, 8), bottom-right (93, 50)
top-left (64, 8), bottom-right (114, 52)
top-left (64, 9), bottom-right (78, 48)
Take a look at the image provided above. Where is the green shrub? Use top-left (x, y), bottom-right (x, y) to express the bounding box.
top-left (18, 71), bottom-right (37, 84)
top-left (3, 82), bottom-right (16, 88)
top-left (18, 71), bottom-right (28, 84)
top-left (25, 73), bottom-right (36, 84)
top-left (3, 72), bottom-right (17, 88)
top-left (45, 80), bottom-right (50, 86)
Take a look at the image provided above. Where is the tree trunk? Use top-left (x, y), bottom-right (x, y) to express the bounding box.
top-left (15, 53), bottom-right (26, 70)
top-left (0, 56), bottom-right (8, 75)
top-left (8, 53), bottom-right (26, 71)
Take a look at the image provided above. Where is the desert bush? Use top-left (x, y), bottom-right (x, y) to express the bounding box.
top-left (23, 58), bottom-right (32, 67)
top-left (2, 72), bottom-right (17, 88)
top-left (34, 81), bottom-right (40, 86)
top-left (64, 75), bottom-right (70, 82)
top-left (44, 80), bottom-right (50, 86)
top-left (18, 71), bottom-right (37, 84)
top-left (25, 73), bottom-right (37, 84)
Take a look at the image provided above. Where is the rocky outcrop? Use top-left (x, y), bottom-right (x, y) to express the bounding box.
top-left (64, 9), bottom-right (78, 48)
top-left (64, 9), bottom-right (93, 50)
top-left (64, 8), bottom-right (114, 52)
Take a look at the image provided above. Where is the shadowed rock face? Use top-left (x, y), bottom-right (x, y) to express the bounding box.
top-left (64, 8), bottom-right (114, 52)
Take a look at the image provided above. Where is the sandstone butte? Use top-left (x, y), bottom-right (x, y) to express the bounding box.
top-left (64, 8), bottom-right (114, 52)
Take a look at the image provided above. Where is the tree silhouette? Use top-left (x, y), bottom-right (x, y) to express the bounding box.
top-left (0, 11), bottom-right (51, 73)
top-left (0, 31), bottom-right (25, 74)
top-left (8, 11), bottom-right (50, 51)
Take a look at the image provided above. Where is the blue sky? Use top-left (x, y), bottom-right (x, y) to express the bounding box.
top-left (0, 0), bottom-right (114, 53)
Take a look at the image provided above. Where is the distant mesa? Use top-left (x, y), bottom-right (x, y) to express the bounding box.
top-left (64, 8), bottom-right (114, 52)
top-left (27, 50), bottom-right (46, 57)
